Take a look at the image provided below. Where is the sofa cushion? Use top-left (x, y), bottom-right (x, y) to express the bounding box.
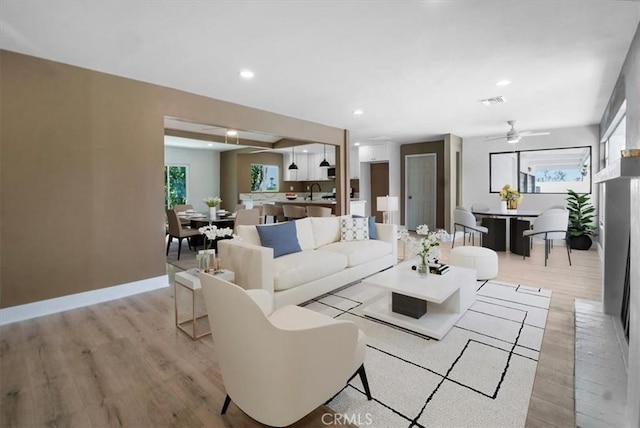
top-left (294, 217), bottom-right (315, 250)
top-left (236, 224), bottom-right (261, 245)
top-left (256, 221), bottom-right (302, 258)
top-left (273, 250), bottom-right (348, 291)
top-left (352, 215), bottom-right (378, 240)
top-left (319, 240), bottom-right (393, 267)
top-left (311, 215), bottom-right (351, 249)
top-left (340, 217), bottom-right (370, 241)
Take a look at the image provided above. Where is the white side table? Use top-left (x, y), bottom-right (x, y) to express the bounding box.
top-left (174, 268), bottom-right (235, 340)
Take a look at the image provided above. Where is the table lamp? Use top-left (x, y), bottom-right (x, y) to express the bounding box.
top-left (377, 195), bottom-right (399, 224)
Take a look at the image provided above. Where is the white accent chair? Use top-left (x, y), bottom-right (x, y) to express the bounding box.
top-left (523, 210), bottom-right (572, 266)
top-left (452, 208), bottom-right (489, 248)
top-left (200, 273), bottom-right (371, 427)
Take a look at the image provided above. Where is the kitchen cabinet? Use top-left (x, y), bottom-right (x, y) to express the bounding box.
top-left (284, 152), bottom-right (309, 181)
top-left (359, 144), bottom-right (389, 162)
top-left (350, 147), bottom-right (360, 179)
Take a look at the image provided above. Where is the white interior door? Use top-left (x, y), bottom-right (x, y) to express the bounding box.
top-left (406, 154), bottom-right (437, 230)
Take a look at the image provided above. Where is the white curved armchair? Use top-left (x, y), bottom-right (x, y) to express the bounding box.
top-left (200, 273), bottom-right (371, 427)
top-left (452, 208), bottom-right (489, 248)
top-left (523, 210), bottom-right (572, 266)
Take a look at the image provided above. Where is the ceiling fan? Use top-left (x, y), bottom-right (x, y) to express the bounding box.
top-left (486, 120), bottom-right (550, 144)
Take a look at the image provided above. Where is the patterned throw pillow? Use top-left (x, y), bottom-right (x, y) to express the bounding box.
top-left (340, 217), bottom-right (370, 241)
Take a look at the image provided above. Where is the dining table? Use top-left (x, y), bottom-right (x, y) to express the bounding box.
top-left (471, 209), bottom-right (542, 256)
top-left (177, 212), bottom-right (236, 250)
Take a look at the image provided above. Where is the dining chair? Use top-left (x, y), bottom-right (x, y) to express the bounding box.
top-left (523, 210), bottom-right (572, 266)
top-left (306, 205), bottom-right (332, 217)
top-left (166, 209), bottom-right (200, 259)
top-left (200, 274), bottom-right (370, 427)
top-left (452, 208), bottom-right (488, 249)
top-left (233, 208), bottom-right (261, 234)
top-left (173, 204), bottom-right (195, 227)
top-left (263, 204), bottom-right (284, 224)
top-left (283, 205), bottom-right (307, 220)
top-left (234, 204), bottom-right (246, 213)
top-left (471, 203), bottom-right (490, 224)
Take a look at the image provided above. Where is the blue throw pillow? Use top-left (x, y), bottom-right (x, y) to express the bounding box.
top-left (352, 215), bottom-right (378, 240)
top-left (256, 221), bottom-right (302, 258)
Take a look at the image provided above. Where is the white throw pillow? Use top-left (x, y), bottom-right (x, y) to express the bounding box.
top-left (294, 218), bottom-right (315, 250)
top-left (311, 216), bottom-right (350, 248)
top-left (340, 217), bottom-right (370, 241)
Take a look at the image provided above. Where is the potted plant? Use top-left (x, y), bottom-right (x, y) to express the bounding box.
top-left (566, 189), bottom-right (597, 250)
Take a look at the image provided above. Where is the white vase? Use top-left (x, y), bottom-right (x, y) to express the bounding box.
top-left (209, 206), bottom-right (217, 219)
top-left (500, 201), bottom-right (508, 214)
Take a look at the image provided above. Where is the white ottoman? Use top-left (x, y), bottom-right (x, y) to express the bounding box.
top-left (449, 246), bottom-right (498, 280)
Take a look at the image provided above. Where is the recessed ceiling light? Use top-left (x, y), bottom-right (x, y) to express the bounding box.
top-left (207, 143), bottom-right (214, 147)
top-left (353, 109), bottom-right (364, 115)
top-left (354, 142), bottom-right (361, 146)
top-left (303, 149), bottom-right (308, 153)
top-left (239, 70), bottom-right (254, 79)
top-left (496, 80), bottom-right (511, 87)
top-left (226, 130), bottom-right (238, 136)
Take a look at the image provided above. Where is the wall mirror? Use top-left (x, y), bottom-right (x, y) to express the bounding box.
top-left (490, 146), bottom-right (592, 194)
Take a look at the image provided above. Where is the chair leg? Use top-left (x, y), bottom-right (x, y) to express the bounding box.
top-left (177, 238), bottom-right (183, 260)
top-left (358, 364), bottom-right (372, 400)
top-left (221, 394), bottom-right (231, 414)
top-left (166, 235), bottom-right (173, 256)
top-left (544, 239), bottom-right (549, 267)
top-left (566, 238), bottom-right (572, 266)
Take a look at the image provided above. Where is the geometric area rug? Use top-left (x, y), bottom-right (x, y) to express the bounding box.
top-left (303, 280), bottom-right (552, 428)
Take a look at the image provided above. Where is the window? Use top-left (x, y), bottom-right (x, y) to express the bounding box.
top-left (490, 146), bottom-right (592, 194)
top-left (165, 165), bottom-right (188, 209)
top-left (250, 164), bottom-right (279, 192)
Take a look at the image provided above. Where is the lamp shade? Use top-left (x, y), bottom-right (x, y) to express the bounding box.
top-left (377, 196), bottom-right (399, 212)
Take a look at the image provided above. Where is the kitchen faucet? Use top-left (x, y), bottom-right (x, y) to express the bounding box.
top-left (309, 182), bottom-right (322, 201)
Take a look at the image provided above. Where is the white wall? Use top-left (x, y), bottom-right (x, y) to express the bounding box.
top-left (164, 146), bottom-right (220, 212)
top-left (462, 125), bottom-right (600, 212)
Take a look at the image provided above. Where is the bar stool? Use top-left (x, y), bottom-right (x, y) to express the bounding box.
top-left (306, 206), bottom-right (332, 217)
top-left (263, 204), bottom-right (284, 224)
top-left (283, 205), bottom-right (307, 220)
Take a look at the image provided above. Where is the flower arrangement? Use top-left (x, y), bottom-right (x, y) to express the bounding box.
top-left (203, 196), bottom-right (222, 207)
top-left (499, 184), bottom-right (522, 203)
top-left (399, 225), bottom-right (449, 275)
top-left (198, 225), bottom-right (234, 249)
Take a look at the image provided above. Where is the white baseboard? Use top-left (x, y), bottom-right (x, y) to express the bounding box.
top-left (0, 275), bottom-right (169, 326)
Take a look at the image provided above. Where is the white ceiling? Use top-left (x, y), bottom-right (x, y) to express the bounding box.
top-left (1, 1), bottom-right (638, 145)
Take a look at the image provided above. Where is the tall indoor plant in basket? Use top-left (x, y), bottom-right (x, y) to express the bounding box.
top-left (566, 189), bottom-right (596, 250)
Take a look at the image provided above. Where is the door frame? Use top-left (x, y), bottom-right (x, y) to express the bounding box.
top-left (404, 153), bottom-right (437, 230)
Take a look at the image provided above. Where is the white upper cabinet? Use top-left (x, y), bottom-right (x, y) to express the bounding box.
top-left (284, 151), bottom-right (308, 181)
top-left (359, 144), bottom-right (389, 162)
top-left (350, 147), bottom-right (360, 179)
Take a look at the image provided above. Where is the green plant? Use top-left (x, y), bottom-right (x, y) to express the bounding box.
top-left (566, 189), bottom-right (597, 237)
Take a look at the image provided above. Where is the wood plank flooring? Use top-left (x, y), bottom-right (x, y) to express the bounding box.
top-left (1, 240), bottom-right (602, 427)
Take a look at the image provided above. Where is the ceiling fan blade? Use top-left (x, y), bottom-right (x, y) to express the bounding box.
top-left (485, 135), bottom-right (507, 141)
top-left (520, 131), bottom-right (550, 137)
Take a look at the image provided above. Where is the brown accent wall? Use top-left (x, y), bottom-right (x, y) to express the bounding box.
top-left (0, 50), bottom-right (345, 308)
top-left (400, 141), bottom-right (445, 228)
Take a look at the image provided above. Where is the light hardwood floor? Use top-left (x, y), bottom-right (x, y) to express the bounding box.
top-left (1, 239), bottom-right (601, 427)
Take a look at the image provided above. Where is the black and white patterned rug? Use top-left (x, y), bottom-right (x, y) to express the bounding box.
top-left (303, 279), bottom-right (551, 428)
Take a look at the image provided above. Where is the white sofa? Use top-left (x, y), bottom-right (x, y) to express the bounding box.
top-left (218, 216), bottom-right (397, 309)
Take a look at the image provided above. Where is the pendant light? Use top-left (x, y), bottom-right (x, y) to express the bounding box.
top-left (288, 146), bottom-right (298, 170)
top-left (319, 144), bottom-right (330, 167)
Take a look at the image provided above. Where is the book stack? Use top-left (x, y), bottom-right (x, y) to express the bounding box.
top-left (429, 263), bottom-right (450, 275)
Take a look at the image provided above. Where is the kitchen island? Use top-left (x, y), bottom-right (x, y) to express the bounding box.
top-left (239, 193), bottom-right (366, 216)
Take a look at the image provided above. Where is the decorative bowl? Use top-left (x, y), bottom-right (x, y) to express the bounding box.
top-left (286, 196), bottom-right (297, 200)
